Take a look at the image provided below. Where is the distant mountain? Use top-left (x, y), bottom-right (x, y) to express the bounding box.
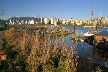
top-left (8, 17), bottom-right (40, 22)
top-left (0, 19), bottom-right (8, 22)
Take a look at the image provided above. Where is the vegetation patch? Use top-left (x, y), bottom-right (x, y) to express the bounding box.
top-left (0, 27), bottom-right (9, 31)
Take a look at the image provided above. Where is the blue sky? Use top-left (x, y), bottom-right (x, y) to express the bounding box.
top-left (0, 0), bottom-right (108, 20)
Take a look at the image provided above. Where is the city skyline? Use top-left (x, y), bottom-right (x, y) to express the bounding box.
top-left (0, 0), bottom-right (108, 20)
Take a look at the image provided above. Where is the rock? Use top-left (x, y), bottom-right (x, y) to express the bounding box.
top-left (45, 26), bottom-right (73, 35)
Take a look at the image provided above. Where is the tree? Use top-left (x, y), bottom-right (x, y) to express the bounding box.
top-left (0, 7), bottom-right (5, 16)
top-left (0, 7), bottom-right (6, 26)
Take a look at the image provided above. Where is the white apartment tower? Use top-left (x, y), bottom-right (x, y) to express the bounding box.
top-left (12, 20), bottom-right (15, 25)
top-left (9, 19), bottom-right (12, 24)
top-left (51, 17), bottom-right (54, 24)
top-left (44, 17), bottom-right (48, 24)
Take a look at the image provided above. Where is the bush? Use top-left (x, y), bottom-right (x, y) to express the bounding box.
top-left (0, 27), bottom-right (9, 31)
top-left (1, 28), bottom-right (80, 72)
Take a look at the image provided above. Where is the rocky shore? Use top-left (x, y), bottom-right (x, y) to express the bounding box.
top-left (45, 26), bottom-right (73, 35)
top-left (17, 26), bottom-right (73, 35)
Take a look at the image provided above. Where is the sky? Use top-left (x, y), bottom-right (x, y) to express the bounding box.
top-left (0, 0), bottom-right (108, 20)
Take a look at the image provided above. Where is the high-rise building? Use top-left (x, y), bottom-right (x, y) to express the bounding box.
top-left (40, 17), bottom-right (44, 23)
top-left (25, 20), bottom-right (28, 25)
top-left (54, 17), bottom-right (58, 24)
top-left (12, 20), bottom-right (15, 25)
top-left (44, 17), bottom-right (48, 24)
top-left (9, 19), bottom-right (12, 24)
top-left (38, 18), bottom-right (41, 23)
top-left (51, 17), bottom-right (54, 24)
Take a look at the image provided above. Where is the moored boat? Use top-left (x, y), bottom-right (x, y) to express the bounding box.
top-left (84, 31), bottom-right (94, 36)
top-left (83, 25), bottom-right (96, 28)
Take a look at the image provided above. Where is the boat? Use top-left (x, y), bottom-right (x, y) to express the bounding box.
top-left (84, 3), bottom-right (97, 36)
top-left (84, 31), bottom-right (94, 36)
top-left (83, 25), bottom-right (96, 28)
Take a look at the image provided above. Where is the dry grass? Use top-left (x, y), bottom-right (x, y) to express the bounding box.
top-left (3, 28), bottom-right (79, 72)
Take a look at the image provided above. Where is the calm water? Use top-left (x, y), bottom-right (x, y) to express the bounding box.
top-left (63, 26), bottom-right (108, 68)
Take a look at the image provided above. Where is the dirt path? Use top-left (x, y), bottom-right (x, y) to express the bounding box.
top-left (0, 31), bottom-right (3, 49)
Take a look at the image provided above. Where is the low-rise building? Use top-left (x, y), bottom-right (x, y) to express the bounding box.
top-left (29, 19), bottom-right (34, 24)
top-left (62, 19), bottom-right (66, 24)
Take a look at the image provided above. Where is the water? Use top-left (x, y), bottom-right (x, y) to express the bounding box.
top-left (63, 26), bottom-right (108, 68)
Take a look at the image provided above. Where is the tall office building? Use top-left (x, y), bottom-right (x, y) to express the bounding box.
top-left (38, 18), bottom-right (41, 23)
top-left (40, 17), bottom-right (44, 23)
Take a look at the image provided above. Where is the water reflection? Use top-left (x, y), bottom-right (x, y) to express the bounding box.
top-left (55, 26), bottom-right (108, 69)
top-left (93, 48), bottom-right (108, 68)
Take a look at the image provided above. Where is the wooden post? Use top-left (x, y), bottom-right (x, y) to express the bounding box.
top-left (74, 22), bottom-right (76, 34)
top-left (100, 19), bottom-right (101, 27)
top-left (96, 25), bottom-right (98, 31)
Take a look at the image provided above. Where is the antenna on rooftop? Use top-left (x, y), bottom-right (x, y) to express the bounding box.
top-left (91, 3), bottom-right (94, 20)
top-left (100, 12), bottom-right (102, 27)
top-left (0, 7), bottom-right (5, 16)
top-left (37, 14), bottom-right (40, 18)
top-left (100, 12), bottom-right (101, 19)
top-left (90, 3), bottom-right (94, 26)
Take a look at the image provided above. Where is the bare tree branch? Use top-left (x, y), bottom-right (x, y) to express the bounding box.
top-left (0, 7), bottom-right (5, 16)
